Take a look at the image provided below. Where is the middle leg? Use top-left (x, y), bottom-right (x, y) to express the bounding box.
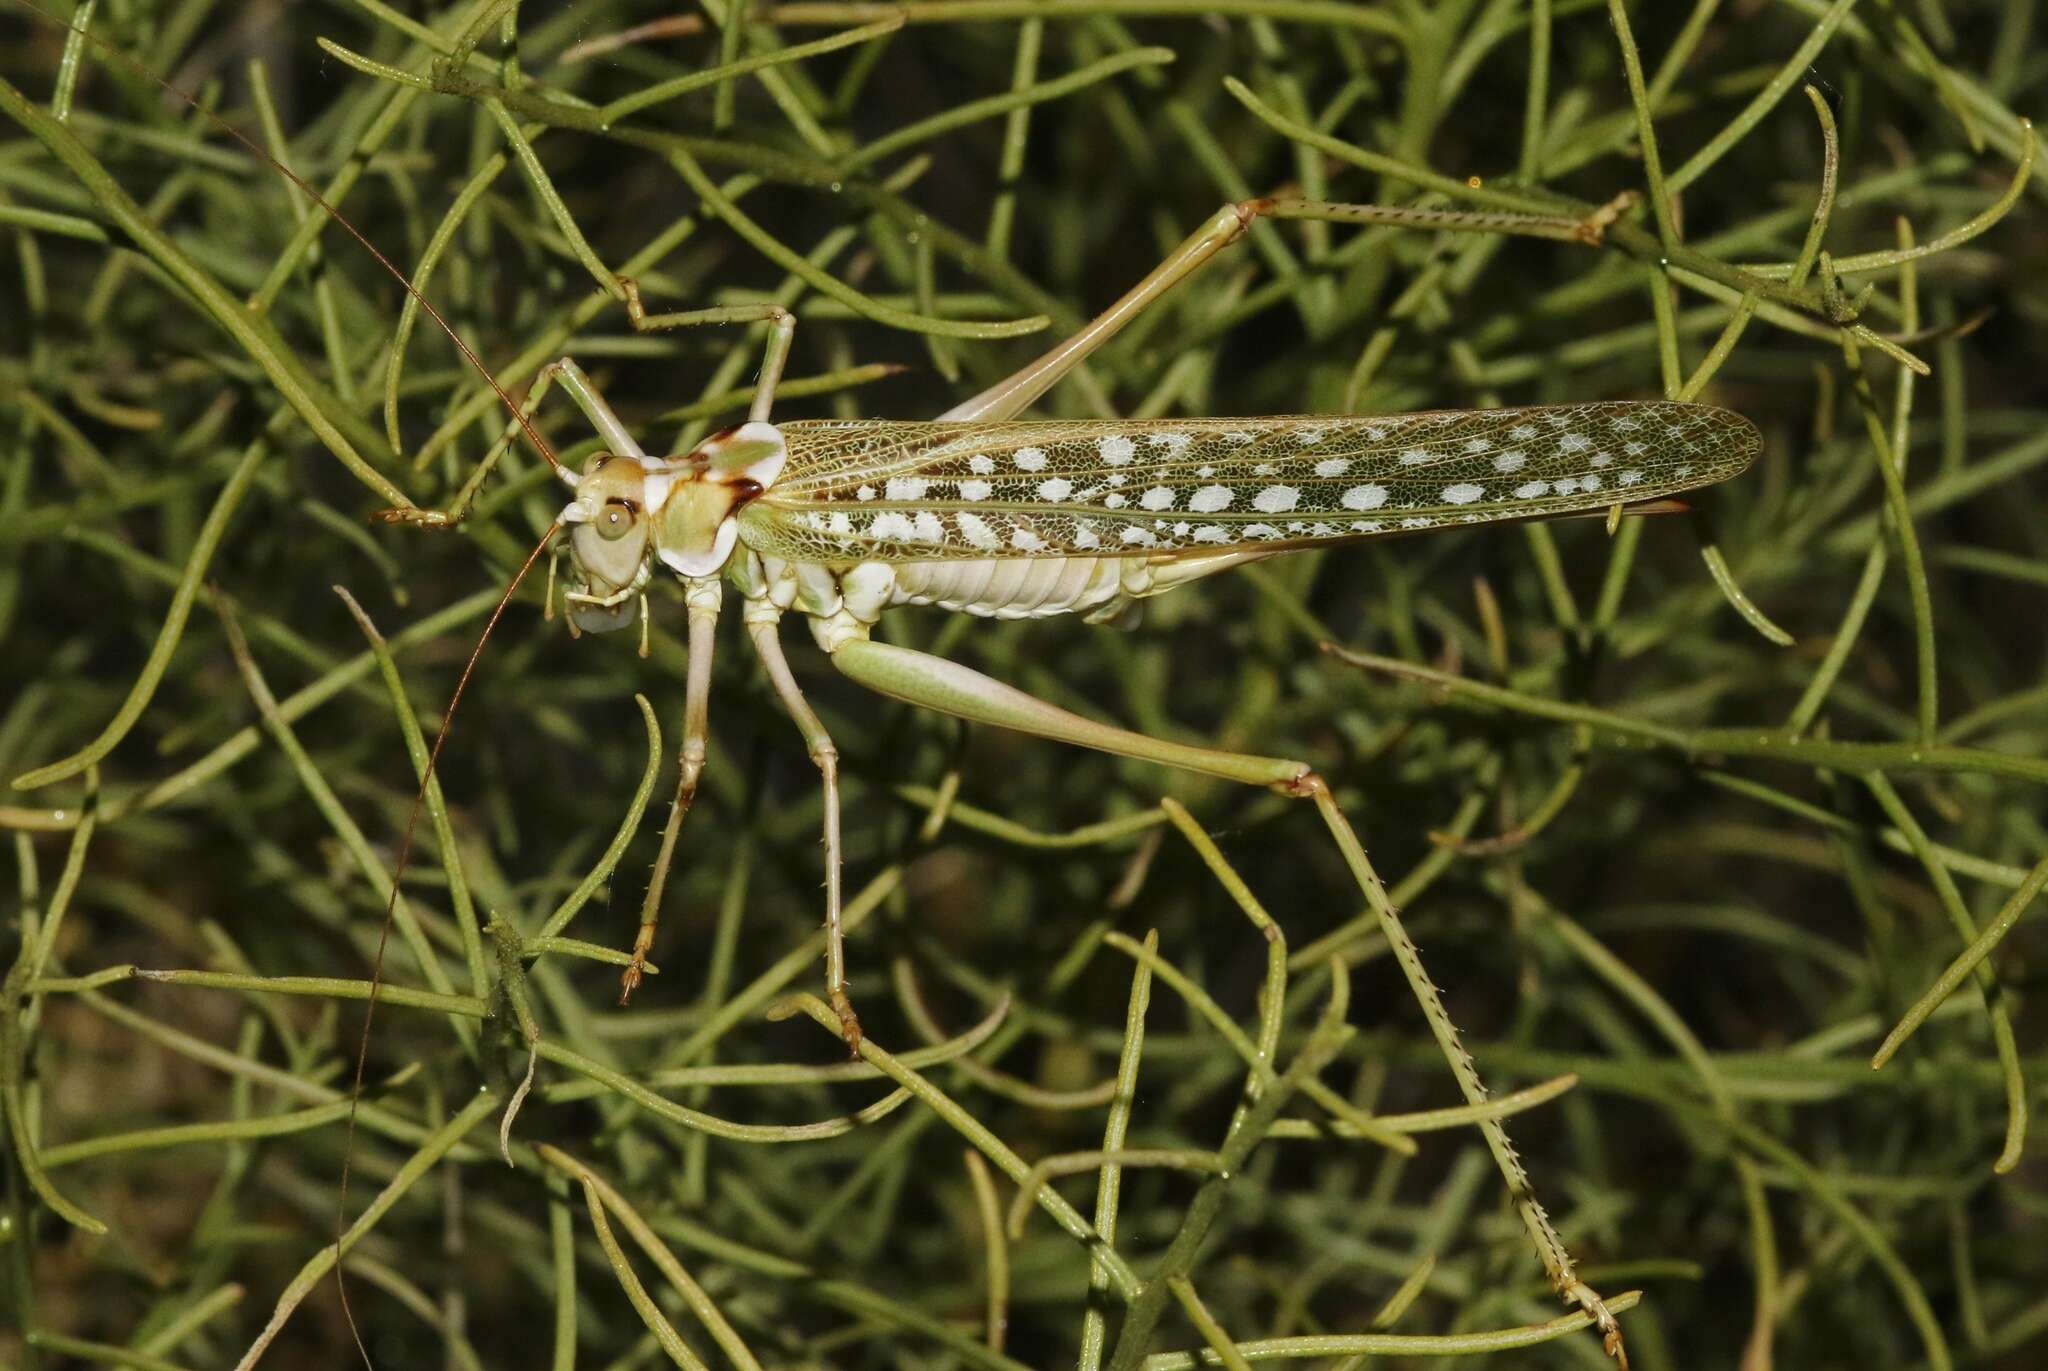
top-left (742, 603), bottom-right (856, 1050)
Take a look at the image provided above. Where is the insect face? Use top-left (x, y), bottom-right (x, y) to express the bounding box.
top-left (562, 453), bottom-right (656, 633)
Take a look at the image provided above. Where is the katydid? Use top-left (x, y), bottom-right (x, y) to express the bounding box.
top-left (525, 197), bottom-right (1756, 1364)
top-left (537, 201), bottom-right (1760, 1047)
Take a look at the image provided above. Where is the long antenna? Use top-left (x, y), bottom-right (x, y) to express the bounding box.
top-left (12, 3), bottom-right (586, 1363)
top-left (329, 525), bottom-right (558, 1365)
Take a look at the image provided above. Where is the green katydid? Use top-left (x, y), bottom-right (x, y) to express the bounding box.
top-left (511, 196), bottom-right (1756, 1364)
top-left (536, 197), bottom-right (1760, 1048)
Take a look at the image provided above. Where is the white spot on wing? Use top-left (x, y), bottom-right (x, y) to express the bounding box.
top-left (1441, 483), bottom-right (1484, 505)
top-left (1036, 476), bottom-right (1073, 502)
top-left (1493, 451), bottom-right (1526, 473)
top-left (1514, 481), bottom-right (1549, 499)
top-left (1399, 449), bottom-right (1433, 466)
top-left (1098, 434), bottom-right (1135, 465)
top-left (1014, 447), bottom-right (1048, 471)
top-left (1139, 486), bottom-right (1175, 511)
top-left (1189, 485), bottom-right (1233, 513)
top-left (968, 454), bottom-right (995, 474)
top-left (958, 479), bottom-right (992, 501)
top-left (1253, 484), bottom-right (1299, 513)
top-left (1341, 484), bottom-right (1388, 510)
top-left (885, 476), bottom-right (928, 501)
top-left (954, 511), bottom-right (1000, 550)
top-left (1314, 458), bottom-right (1350, 477)
top-left (856, 484), bottom-right (876, 501)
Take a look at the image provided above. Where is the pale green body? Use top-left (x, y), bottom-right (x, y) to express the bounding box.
top-left (563, 405), bottom-right (1756, 650)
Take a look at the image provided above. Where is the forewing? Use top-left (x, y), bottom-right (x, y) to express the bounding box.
top-left (741, 402), bottom-right (1758, 563)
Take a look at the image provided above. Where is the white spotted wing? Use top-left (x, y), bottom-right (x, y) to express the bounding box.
top-left (739, 402), bottom-right (1759, 563)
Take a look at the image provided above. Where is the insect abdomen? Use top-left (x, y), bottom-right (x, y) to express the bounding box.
top-left (889, 556), bottom-right (1126, 619)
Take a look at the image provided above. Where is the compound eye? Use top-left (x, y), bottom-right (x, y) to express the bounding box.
top-left (595, 500), bottom-right (637, 541)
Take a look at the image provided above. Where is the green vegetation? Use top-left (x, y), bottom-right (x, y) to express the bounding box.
top-left (3, 2), bottom-right (2044, 1368)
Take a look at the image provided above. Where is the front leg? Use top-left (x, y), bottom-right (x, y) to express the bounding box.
top-left (621, 576), bottom-right (721, 1001)
top-left (620, 283), bottom-right (796, 423)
